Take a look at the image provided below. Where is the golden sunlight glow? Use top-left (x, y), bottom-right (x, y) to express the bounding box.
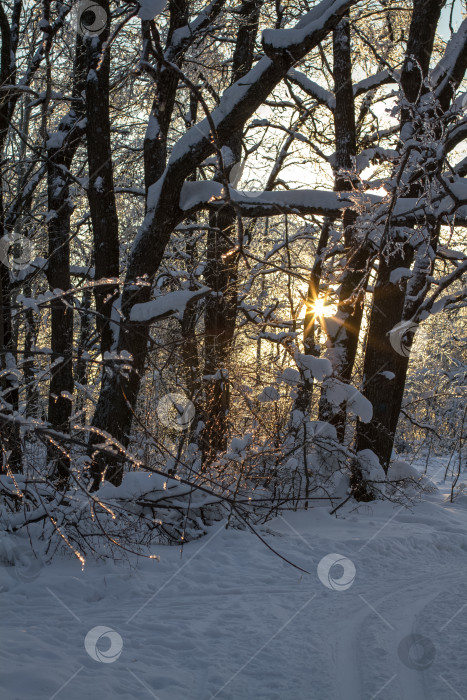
top-left (309, 297), bottom-right (335, 317)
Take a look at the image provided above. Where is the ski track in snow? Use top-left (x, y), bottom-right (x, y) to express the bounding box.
top-left (1, 457), bottom-right (467, 700)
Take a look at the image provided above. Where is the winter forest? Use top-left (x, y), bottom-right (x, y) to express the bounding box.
top-left (0, 0), bottom-right (467, 697)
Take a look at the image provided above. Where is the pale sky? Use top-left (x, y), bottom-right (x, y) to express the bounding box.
top-left (438, 0), bottom-right (465, 39)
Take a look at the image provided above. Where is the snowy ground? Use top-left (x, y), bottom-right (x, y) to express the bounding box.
top-left (2, 457), bottom-right (467, 700)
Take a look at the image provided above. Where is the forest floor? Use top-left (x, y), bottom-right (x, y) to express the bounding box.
top-left (1, 455), bottom-right (467, 700)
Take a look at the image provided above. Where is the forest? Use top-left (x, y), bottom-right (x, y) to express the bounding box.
top-left (0, 0), bottom-right (466, 698)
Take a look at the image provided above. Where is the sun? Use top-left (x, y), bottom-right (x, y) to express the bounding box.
top-left (309, 297), bottom-right (335, 317)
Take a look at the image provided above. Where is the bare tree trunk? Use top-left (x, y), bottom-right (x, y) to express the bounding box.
top-left (294, 217), bottom-right (332, 414)
top-left (179, 94), bottom-right (201, 408)
top-left (46, 159), bottom-right (75, 480)
top-left (318, 13), bottom-right (359, 437)
top-left (76, 287), bottom-right (93, 403)
top-left (23, 283), bottom-right (39, 418)
top-left (46, 34), bottom-right (86, 482)
top-left (201, 0), bottom-right (263, 461)
top-left (84, 0), bottom-right (119, 356)
top-left (0, 0), bottom-right (23, 472)
top-left (0, 266), bottom-right (22, 471)
top-left (202, 206), bottom-right (240, 458)
top-left (88, 0), bottom-right (356, 486)
top-left (355, 234), bottom-right (414, 467)
top-left (89, 0), bottom-right (193, 487)
top-left (355, 0), bottom-right (446, 469)
top-left (143, 0), bottom-right (189, 197)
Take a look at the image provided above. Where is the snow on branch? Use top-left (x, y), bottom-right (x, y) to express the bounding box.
top-left (353, 70), bottom-right (396, 96)
top-left (287, 69), bottom-right (335, 110)
top-left (432, 18), bottom-right (467, 100)
top-left (166, 0), bottom-right (355, 171)
top-left (417, 258), bottom-right (467, 320)
top-left (129, 0), bottom-right (356, 281)
top-left (166, 0), bottom-right (225, 61)
top-left (130, 287), bottom-right (210, 323)
top-left (262, 0), bottom-right (354, 57)
top-left (170, 0), bottom-right (224, 45)
top-left (180, 180), bottom-right (353, 217)
top-left (178, 179), bottom-right (467, 225)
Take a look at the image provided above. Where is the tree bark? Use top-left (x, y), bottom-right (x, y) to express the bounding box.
top-left (201, 0), bottom-right (263, 461)
top-left (46, 33), bottom-right (86, 482)
top-left (318, 13), bottom-right (360, 437)
top-left (0, 0), bottom-right (23, 472)
top-left (84, 0), bottom-right (119, 356)
top-left (294, 217), bottom-right (331, 414)
top-left (355, 0), bottom-right (447, 469)
top-left (88, 0), bottom-right (357, 486)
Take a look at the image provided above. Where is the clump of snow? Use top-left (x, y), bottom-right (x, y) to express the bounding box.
top-left (389, 267), bottom-right (412, 284)
top-left (258, 386), bottom-right (280, 402)
top-left (98, 470), bottom-right (168, 498)
top-left (230, 434), bottom-right (253, 453)
top-left (46, 131), bottom-right (66, 149)
top-left (296, 353), bottom-right (332, 381)
top-left (305, 421), bottom-right (349, 497)
top-left (225, 434), bottom-right (253, 461)
top-left (130, 287), bottom-right (209, 322)
top-left (307, 420), bottom-right (337, 442)
top-left (138, 0), bottom-right (167, 21)
top-left (145, 113), bottom-right (160, 140)
top-left (180, 180), bottom-right (221, 210)
top-left (93, 176), bottom-right (104, 192)
top-left (387, 459), bottom-right (438, 494)
top-left (357, 449), bottom-right (385, 482)
top-left (280, 367), bottom-right (301, 386)
top-left (388, 459), bottom-right (422, 481)
top-left (323, 378), bottom-right (373, 423)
